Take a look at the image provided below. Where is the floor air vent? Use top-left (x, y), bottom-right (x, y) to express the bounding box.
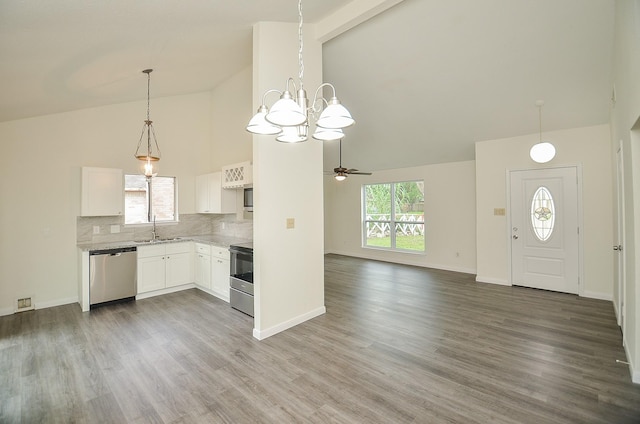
top-left (16, 297), bottom-right (34, 313)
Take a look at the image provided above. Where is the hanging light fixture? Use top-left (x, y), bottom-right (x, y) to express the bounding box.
top-left (134, 69), bottom-right (161, 179)
top-left (246, 0), bottom-right (354, 142)
top-left (529, 100), bottom-right (556, 164)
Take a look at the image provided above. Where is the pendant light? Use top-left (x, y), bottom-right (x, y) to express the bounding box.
top-left (246, 0), bottom-right (354, 143)
top-left (529, 100), bottom-right (556, 164)
top-left (134, 69), bottom-right (161, 178)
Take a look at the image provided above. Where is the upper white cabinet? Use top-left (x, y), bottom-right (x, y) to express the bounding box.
top-left (81, 167), bottom-right (123, 216)
top-left (196, 172), bottom-right (236, 214)
top-left (221, 161), bottom-right (252, 188)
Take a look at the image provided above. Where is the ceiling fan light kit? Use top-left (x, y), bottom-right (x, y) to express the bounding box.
top-left (529, 100), bottom-right (556, 164)
top-left (246, 0), bottom-right (354, 143)
top-left (331, 139), bottom-right (371, 181)
top-left (134, 69), bottom-right (161, 179)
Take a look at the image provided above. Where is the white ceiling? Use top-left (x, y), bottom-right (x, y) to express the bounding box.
top-left (0, 0), bottom-right (614, 172)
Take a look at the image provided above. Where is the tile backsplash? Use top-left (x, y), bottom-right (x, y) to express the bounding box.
top-left (77, 213), bottom-right (252, 244)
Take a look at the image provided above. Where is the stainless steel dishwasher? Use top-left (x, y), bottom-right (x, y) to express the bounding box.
top-left (89, 246), bottom-right (137, 308)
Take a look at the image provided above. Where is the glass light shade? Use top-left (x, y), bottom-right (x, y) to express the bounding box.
top-left (276, 125), bottom-right (308, 143)
top-left (266, 94), bottom-right (307, 126)
top-left (335, 172), bottom-right (347, 181)
top-left (529, 142), bottom-right (556, 163)
top-left (246, 107), bottom-right (282, 135)
top-left (316, 98), bottom-right (354, 129)
top-left (312, 127), bottom-right (344, 141)
top-left (142, 158), bottom-right (158, 179)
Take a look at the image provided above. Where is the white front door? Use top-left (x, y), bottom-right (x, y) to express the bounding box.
top-left (510, 167), bottom-right (580, 294)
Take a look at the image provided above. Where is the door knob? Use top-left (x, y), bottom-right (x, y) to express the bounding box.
top-left (513, 235), bottom-right (519, 240)
top-left (613, 245), bottom-right (622, 251)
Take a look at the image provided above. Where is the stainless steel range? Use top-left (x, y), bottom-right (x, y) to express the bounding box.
top-left (229, 242), bottom-right (253, 317)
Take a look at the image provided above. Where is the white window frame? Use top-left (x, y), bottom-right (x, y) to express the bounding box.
top-left (362, 180), bottom-right (425, 253)
top-left (124, 174), bottom-right (179, 226)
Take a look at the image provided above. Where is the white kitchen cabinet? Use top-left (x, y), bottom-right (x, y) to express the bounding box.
top-left (138, 254), bottom-right (166, 293)
top-left (211, 245), bottom-right (230, 302)
top-left (222, 161), bottom-right (252, 188)
top-left (81, 167), bottom-right (123, 216)
top-left (196, 172), bottom-right (237, 214)
top-left (194, 243), bottom-right (212, 290)
top-left (137, 242), bottom-right (193, 294)
top-left (166, 251), bottom-right (193, 288)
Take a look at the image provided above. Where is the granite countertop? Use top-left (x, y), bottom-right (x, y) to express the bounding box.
top-left (77, 235), bottom-right (251, 252)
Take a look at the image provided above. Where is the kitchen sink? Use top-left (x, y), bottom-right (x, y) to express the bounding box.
top-left (135, 237), bottom-right (183, 244)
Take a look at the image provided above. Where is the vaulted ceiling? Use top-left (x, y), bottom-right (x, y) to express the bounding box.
top-left (0, 0), bottom-right (614, 171)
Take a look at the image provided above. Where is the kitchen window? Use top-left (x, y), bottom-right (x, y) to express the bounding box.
top-left (124, 175), bottom-right (177, 224)
top-left (363, 180), bottom-right (425, 252)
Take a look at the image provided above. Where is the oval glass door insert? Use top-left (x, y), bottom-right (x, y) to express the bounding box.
top-left (530, 186), bottom-right (555, 241)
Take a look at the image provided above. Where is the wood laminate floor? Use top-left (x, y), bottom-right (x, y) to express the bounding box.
top-left (1, 254), bottom-right (639, 423)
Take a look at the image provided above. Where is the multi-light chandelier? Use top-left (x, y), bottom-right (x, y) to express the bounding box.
top-left (529, 100), bottom-right (556, 164)
top-left (134, 69), bottom-right (161, 179)
top-left (246, 0), bottom-right (354, 142)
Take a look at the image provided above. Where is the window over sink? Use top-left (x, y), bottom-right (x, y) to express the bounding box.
top-left (125, 174), bottom-right (177, 224)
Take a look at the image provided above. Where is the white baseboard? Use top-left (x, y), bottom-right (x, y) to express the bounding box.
top-left (0, 296), bottom-right (79, 317)
top-left (38, 296), bottom-right (79, 310)
top-left (194, 285), bottom-right (230, 303)
top-left (581, 290), bottom-right (613, 301)
top-left (476, 276), bottom-right (511, 286)
top-left (624, 342), bottom-right (640, 384)
top-left (253, 306), bottom-right (326, 340)
top-left (324, 250), bottom-right (476, 275)
top-left (136, 283), bottom-right (196, 300)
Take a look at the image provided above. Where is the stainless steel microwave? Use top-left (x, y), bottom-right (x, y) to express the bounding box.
top-left (243, 187), bottom-right (253, 212)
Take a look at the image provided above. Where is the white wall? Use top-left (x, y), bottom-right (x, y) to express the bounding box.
top-left (610, 0), bottom-right (640, 383)
top-left (0, 91), bottom-right (213, 315)
top-left (324, 160), bottom-right (477, 273)
top-left (251, 22), bottom-right (326, 339)
top-left (475, 124), bottom-right (613, 299)
top-left (210, 66), bottom-right (253, 171)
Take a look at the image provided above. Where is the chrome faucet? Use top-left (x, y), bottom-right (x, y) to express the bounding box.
top-left (151, 215), bottom-right (158, 240)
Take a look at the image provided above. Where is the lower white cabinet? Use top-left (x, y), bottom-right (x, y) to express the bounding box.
top-left (137, 242), bottom-right (194, 294)
top-left (193, 243), bottom-right (229, 302)
top-left (135, 240), bottom-right (229, 301)
top-left (211, 245), bottom-right (230, 302)
top-left (194, 243), bottom-right (212, 290)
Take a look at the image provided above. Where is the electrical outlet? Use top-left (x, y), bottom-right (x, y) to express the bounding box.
top-left (286, 218), bottom-right (295, 229)
top-left (93, 226), bottom-right (100, 234)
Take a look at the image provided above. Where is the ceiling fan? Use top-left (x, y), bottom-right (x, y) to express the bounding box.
top-left (328, 139), bottom-right (372, 181)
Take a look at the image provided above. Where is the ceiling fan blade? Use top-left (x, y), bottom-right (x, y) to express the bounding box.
top-left (349, 171), bottom-right (372, 175)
